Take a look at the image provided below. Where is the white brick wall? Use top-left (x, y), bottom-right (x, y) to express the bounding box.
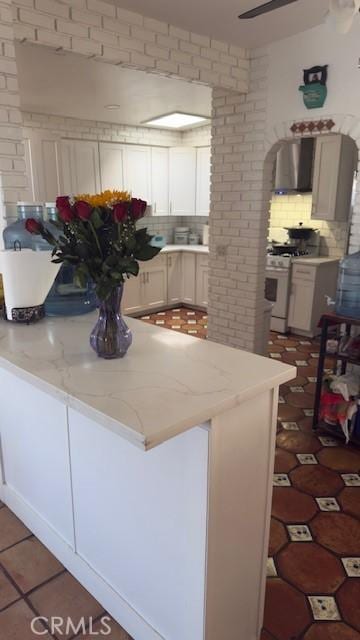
top-left (0, 0), bottom-right (27, 227)
top-left (12, 0), bottom-right (249, 93)
top-left (208, 49), bottom-right (270, 354)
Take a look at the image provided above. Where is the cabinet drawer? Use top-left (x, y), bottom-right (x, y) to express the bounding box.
top-left (292, 264), bottom-right (316, 282)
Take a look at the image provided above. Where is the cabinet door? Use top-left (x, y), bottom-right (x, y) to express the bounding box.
top-left (24, 128), bottom-right (62, 201)
top-left (124, 145), bottom-right (151, 201)
top-left (99, 142), bottom-right (125, 192)
top-left (143, 257), bottom-right (167, 308)
top-left (196, 255), bottom-right (209, 308)
top-left (61, 140), bottom-right (100, 195)
top-left (167, 252), bottom-right (183, 304)
top-left (288, 279), bottom-right (314, 331)
top-left (151, 147), bottom-right (169, 215)
top-left (169, 147), bottom-right (196, 216)
top-left (122, 274), bottom-right (143, 315)
top-left (312, 135), bottom-right (341, 221)
top-left (182, 252), bottom-right (196, 304)
top-left (196, 147), bottom-right (211, 216)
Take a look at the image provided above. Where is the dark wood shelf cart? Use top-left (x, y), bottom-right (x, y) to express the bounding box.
top-left (313, 312), bottom-right (360, 445)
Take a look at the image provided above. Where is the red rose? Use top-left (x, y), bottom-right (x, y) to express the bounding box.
top-left (130, 198), bottom-right (147, 220)
top-left (113, 201), bottom-right (129, 223)
top-left (75, 200), bottom-right (92, 221)
top-left (25, 218), bottom-right (42, 234)
top-left (58, 205), bottom-right (75, 223)
top-left (56, 196), bottom-right (70, 210)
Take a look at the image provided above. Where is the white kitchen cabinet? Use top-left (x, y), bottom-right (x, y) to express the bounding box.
top-left (99, 142), bottom-right (125, 192)
top-left (23, 128), bottom-right (62, 202)
top-left (167, 252), bottom-right (183, 304)
top-left (312, 134), bottom-right (356, 221)
top-left (195, 254), bottom-right (209, 308)
top-left (169, 147), bottom-right (196, 216)
top-left (122, 275), bottom-right (143, 315)
top-left (151, 147), bottom-right (169, 215)
top-left (196, 147), bottom-right (211, 216)
top-left (182, 252), bottom-right (196, 305)
top-left (61, 140), bottom-right (100, 195)
top-left (124, 145), bottom-right (151, 201)
top-left (122, 255), bottom-right (167, 314)
top-left (288, 260), bottom-right (339, 337)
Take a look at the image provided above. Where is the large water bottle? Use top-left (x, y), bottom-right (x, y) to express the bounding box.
top-left (335, 251), bottom-right (360, 318)
top-left (44, 203), bottom-right (98, 317)
top-left (3, 202), bottom-right (44, 250)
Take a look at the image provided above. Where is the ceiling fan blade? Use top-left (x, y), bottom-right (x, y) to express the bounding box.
top-left (239, 0), bottom-right (299, 19)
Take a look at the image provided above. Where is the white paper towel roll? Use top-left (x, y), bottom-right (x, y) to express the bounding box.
top-left (0, 250), bottom-right (60, 320)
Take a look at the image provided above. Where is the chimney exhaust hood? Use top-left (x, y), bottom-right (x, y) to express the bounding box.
top-left (273, 138), bottom-right (314, 194)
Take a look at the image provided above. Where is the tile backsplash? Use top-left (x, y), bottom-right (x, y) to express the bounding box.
top-left (268, 194), bottom-right (349, 257)
top-left (138, 215), bottom-right (209, 244)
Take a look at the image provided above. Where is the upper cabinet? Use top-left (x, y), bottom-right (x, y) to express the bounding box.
top-left (151, 147), bottom-right (169, 215)
top-left (99, 142), bottom-right (125, 192)
top-left (312, 134), bottom-right (356, 221)
top-left (196, 147), bottom-right (211, 216)
top-left (61, 140), bottom-right (101, 196)
top-left (123, 145), bottom-right (151, 201)
top-left (169, 147), bottom-right (196, 216)
top-left (23, 128), bottom-right (62, 202)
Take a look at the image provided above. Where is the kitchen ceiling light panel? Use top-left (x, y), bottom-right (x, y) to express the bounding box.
top-left (143, 112), bottom-right (209, 129)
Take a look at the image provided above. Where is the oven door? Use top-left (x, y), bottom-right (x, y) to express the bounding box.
top-left (265, 268), bottom-right (291, 320)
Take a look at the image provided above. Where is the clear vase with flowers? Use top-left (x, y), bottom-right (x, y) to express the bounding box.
top-left (26, 190), bottom-right (161, 358)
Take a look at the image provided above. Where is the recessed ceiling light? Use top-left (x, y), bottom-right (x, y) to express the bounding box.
top-left (105, 104), bottom-right (121, 110)
top-left (143, 112), bottom-right (209, 129)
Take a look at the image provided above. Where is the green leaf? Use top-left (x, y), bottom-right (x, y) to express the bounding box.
top-left (134, 244), bottom-right (161, 261)
top-left (91, 209), bottom-right (104, 229)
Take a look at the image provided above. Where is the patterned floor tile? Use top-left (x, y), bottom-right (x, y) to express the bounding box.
top-left (337, 581), bottom-right (360, 631)
top-left (308, 596), bottom-right (341, 621)
top-left (342, 557), bottom-right (360, 577)
top-left (290, 464), bottom-right (343, 497)
top-left (304, 623), bottom-right (360, 640)
top-left (286, 524), bottom-right (313, 542)
top-left (264, 578), bottom-right (312, 640)
top-left (269, 518), bottom-right (288, 556)
top-left (296, 453), bottom-right (318, 464)
top-left (312, 513), bottom-right (360, 555)
top-left (277, 543), bottom-right (345, 594)
top-left (316, 497), bottom-right (341, 512)
top-left (266, 558), bottom-right (277, 578)
top-left (273, 474), bottom-right (291, 487)
top-left (342, 474), bottom-right (360, 486)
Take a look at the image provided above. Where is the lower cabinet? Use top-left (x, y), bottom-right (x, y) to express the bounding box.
top-left (195, 255), bottom-right (209, 308)
top-left (167, 252), bottom-right (183, 304)
top-left (122, 255), bottom-right (167, 315)
top-left (182, 253), bottom-right (196, 305)
top-left (122, 251), bottom-right (209, 316)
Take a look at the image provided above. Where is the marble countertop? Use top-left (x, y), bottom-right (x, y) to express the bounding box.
top-left (0, 314), bottom-right (294, 449)
top-left (161, 244), bottom-right (209, 253)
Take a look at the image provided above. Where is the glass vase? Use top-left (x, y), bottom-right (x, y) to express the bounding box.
top-left (90, 284), bottom-right (132, 359)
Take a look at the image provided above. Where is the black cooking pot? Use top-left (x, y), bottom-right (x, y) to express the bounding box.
top-left (284, 222), bottom-right (317, 241)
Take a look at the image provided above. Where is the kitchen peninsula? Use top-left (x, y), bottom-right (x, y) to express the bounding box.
top-left (0, 314), bottom-right (294, 640)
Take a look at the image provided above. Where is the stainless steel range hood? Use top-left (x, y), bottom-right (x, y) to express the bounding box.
top-left (273, 138), bottom-right (314, 194)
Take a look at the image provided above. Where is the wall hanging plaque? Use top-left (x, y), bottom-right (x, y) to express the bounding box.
top-left (299, 65), bottom-right (328, 109)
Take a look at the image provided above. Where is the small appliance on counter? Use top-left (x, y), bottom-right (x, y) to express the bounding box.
top-left (0, 248), bottom-right (60, 323)
top-left (189, 231), bottom-right (200, 245)
top-left (174, 226), bottom-right (190, 245)
top-left (202, 224), bottom-right (209, 246)
top-left (150, 234), bottom-right (166, 249)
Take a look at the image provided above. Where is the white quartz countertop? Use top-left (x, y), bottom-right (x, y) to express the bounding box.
top-left (0, 314), bottom-right (294, 449)
top-left (161, 244), bottom-right (209, 253)
top-left (293, 257), bottom-right (340, 266)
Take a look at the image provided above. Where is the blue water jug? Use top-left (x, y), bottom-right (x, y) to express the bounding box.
top-left (44, 203), bottom-right (98, 317)
top-left (3, 202), bottom-right (45, 250)
top-left (335, 251), bottom-right (360, 318)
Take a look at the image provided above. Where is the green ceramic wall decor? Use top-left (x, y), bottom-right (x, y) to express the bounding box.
top-left (299, 65), bottom-right (328, 109)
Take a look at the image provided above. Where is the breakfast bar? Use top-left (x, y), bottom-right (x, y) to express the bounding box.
top-left (0, 315), bottom-right (294, 640)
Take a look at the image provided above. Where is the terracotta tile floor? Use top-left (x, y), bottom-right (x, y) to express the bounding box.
top-left (1, 306), bottom-right (360, 639)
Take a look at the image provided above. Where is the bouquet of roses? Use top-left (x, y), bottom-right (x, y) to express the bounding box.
top-left (25, 190), bottom-right (160, 301)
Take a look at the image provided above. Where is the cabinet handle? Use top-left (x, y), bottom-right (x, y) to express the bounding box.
top-left (147, 272), bottom-right (150, 284)
top-left (154, 201), bottom-right (157, 214)
top-left (170, 201), bottom-right (172, 214)
top-left (168, 257), bottom-right (172, 267)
